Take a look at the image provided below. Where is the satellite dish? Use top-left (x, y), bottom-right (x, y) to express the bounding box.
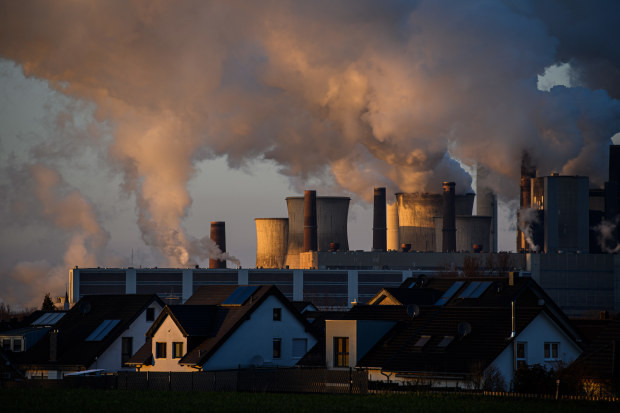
top-left (406, 304), bottom-right (420, 318)
top-left (249, 354), bottom-right (264, 368)
top-left (417, 274), bottom-right (428, 288)
top-left (79, 301), bottom-right (91, 315)
top-left (457, 321), bottom-right (472, 337)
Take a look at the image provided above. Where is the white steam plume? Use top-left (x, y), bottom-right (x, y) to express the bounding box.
top-left (518, 207), bottom-right (540, 252)
top-left (595, 217), bottom-right (620, 254)
top-left (0, 0), bottom-right (619, 272)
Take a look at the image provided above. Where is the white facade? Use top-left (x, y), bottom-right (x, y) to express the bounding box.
top-left (203, 295), bottom-right (316, 370)
top-left (143, 315), bottom-right (191, 372)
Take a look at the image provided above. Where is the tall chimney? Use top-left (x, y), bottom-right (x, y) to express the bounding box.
top-left (518, 152), bottom-right (536, 251)
top-left (303, 190), bottom-right (318, 252)
top-left (442, 182), bottom-right (456, 252)
top-left (209, 221), bottom-right (227, 269)
top-left (49, 329), bottom-right (59, 362)
top-left (372, 187), bottom-right (387, 251)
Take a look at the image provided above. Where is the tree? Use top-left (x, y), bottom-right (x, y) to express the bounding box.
top-left (41, 293), bottom-right (56, 311)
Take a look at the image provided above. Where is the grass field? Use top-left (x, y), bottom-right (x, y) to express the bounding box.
top-left (1, 388), bottom-right (618, 413)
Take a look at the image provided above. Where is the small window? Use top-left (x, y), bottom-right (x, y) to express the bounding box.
top-left (121, 337), bottom-right (133, 365)
top-left (544, 342), bottom-right (559, 360)
top-left (2, 339), bottom-right (10, 351)
top-left (12, 339), bottom-right (23, 352)
top-left (292, 338), bottom-right (307, 358)
top-left (516, 342), bottom-right (527, 368)
top-left (334, 337), bottom-right (349, 367)
top-left (437, 336), bottom-right (454, 348)
top-left (172, 342), bottom-right (184, 359)
top-left (273, 338), bottom-right (282, 359)
top-left (146, 308), bottom-right (155, 321)
top-left (156, 342), bottom-right (167, 359)
top-left (273, 308), bottom-right (281, 321)
top-left (414, 335), bottom-right (431, 347)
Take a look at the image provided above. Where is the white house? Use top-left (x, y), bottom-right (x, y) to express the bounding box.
top-left (128, 285), bottom-right (318, 371)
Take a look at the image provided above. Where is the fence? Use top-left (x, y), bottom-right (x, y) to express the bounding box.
top-left (116, 368), bottom-right (368, 394)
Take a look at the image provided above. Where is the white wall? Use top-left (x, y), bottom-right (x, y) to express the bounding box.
top-left (488, 311), bottom-right (582, 386)
top-left (143, 315), bottom-right (192, 372)
top-left (88, 301), bottom-right (163, 371)
top-left (325, 320), bottom-right (357, 369)
top-left (203, 295), bottom-right (316, 370)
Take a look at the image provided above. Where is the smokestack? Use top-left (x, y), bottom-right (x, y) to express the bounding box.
top-left (518, 152), bottom-right (536, 251)
top-left (303, 190), bottom-right (317, 252)
top-left (209, 221), bottom-right (227, 269)
top-left (442, 181), bottom-right (456, 252)
top-left (373, 187), bottom-right (387, 251)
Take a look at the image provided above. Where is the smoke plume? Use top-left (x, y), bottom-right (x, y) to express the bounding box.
top-left (1, 1), bottom-right (620, 304)
top-left (595, 217), bottom-right (620, 254)
top-left (518, 207), bottom-right (541, 252)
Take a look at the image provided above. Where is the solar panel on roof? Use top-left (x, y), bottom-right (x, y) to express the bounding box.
top-left (85, 319), bottom-right (120, 341)
top-left (32, 312), bottom-right (65, 326)
top-left (458, 281), bottom-right (481, 298)
top-left (470, 281), bottom-right (492, 298)
top-left (222, 286), bottom-right (259, 306)
top-left (434, 281), bottom-right (465, 306)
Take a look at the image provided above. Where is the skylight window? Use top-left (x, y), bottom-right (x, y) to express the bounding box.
top-left (438, 336), bottom-right (454, 348)
top-left (222, 286), bottom-right (259, 306)
top-left (458, 282), bottom-right (481, 298)
top-left (435, 281), bottom-right (465, 306)
top-left (85, 319), bottom-right (120, 341)
top-left (470, 281), bottom-right (492, 298)
top-left (32, 312), bottom-right (65, 326)
top-left (414, 335), bottom-right (431, 347)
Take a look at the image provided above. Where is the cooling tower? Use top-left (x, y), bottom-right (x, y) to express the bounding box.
top-left (285, 195), bottom-right (350, 268)
top-left (303, 190), bottom-right (318, 252)
top-left (209, 221), bottom-right (226, 269)
top-left (435, 216), bottom-right (492, 252)
top-left (396, 191), bottom-right (475, 252)
top-left (373, 187), bottom-right (387, 251)
top-left (386, 201), bottom-right (399, 251)
top-left (255, 218), bottom-right (289, 268)
top-left (442, 182), bottom-right (456, 252)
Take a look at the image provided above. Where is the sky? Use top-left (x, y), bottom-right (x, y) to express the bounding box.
top-left (1, 0), bottom-right (620, 309)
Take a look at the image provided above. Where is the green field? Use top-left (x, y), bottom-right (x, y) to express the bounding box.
top-left (0, 389), bottom-right (617, 413)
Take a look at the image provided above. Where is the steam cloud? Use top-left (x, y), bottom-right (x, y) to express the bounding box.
top-left (1, 0), bottom-right (620, 306)
top-left (518, 207), bottom-right (541, 252)
top-left (595, 217), bottom-right (620, 254)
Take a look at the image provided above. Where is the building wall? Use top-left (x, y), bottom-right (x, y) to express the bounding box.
top-left (89, 301), bottom-right (163, 372)
top-left (325, 320), bottom-right (357, 369)
top-left (202, 295), bottom-right (316, 370)
top-left (142, 315), bottom-right (191, 372)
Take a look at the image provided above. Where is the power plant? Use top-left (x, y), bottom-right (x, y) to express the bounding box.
top-left (69, 144), bottom-right (620, 317)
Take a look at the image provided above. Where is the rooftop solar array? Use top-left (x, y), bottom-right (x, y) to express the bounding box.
top-left (85, 319), bottom-right (120, 341)
top-left (31, 312), bottom-right (65, 326)
top-left (469, 281), bottom-right (492, 298)
top-left (222, 286), bottom-right (259, 306)
top-left (458, 281), bottom-right (481, 299)
top-left (434, 281), bottom-right (464, 306)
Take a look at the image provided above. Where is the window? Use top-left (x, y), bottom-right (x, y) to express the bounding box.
top-left (273, 308), bottom-right (281, 321)
top-left (12, 339), bottom-right (23, 352)
top-left (437, 336), bottom-right (454, 348)
top-left (172, 342), bottom-right (184, 359)
top-left (146, 308), bottom-right (155, 322)
top-left (273, 338), bottom-right (282, 359)
top-left (414, 335), bottom-right (431, 347)
top-left (544, 342), bottom-right (559, 360)
top-left (155, 342), bottom-right (167, 359)
top-left (122, 337), bottom-right (133, 365)
top-left (334, 337), bottom-right (349, 367)
top-left (292, 338), bottom-right (307, 358)
top-left (516, 342), bottom-right (527, 368)
top-left (2, 339), bottom-right (10, 351)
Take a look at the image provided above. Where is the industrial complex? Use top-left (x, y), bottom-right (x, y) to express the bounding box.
top-left (69, 146), bottom-right (620, 318)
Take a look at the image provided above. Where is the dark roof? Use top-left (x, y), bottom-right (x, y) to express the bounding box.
top-left (126, 339), bottom-right (153, 366)
top-left (184, 285), bottom-right (240, 305)
top-left (147, 305), bottom-right (220, 337)
top-left (14, 294), bottom-right (164, 370)
top-left (569, 320), bottom-right (620, 380)
top-left (291, 301), bottom-right (317, 313)
top-left (358, 306), bottom-right (544, 375)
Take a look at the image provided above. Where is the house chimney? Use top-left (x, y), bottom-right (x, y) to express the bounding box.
top-left (303, 190), bottom-right (318, 252)
top-left (49, 329), bottom-right (59, 362)
top-left (209, 221), bottom-right (227, 269)
top-left (373, 187), bottom-right (387, 251)
top-left (442, 182), bottom-right (456, 252)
